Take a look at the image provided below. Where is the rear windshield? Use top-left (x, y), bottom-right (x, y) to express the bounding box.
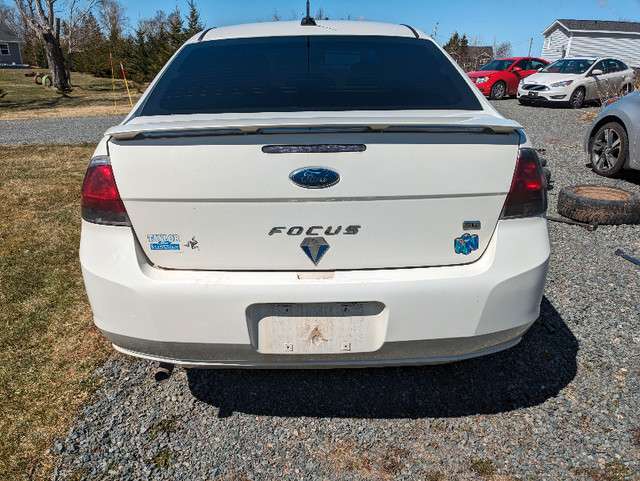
top-left (137, 35), bottom-right (482, 116)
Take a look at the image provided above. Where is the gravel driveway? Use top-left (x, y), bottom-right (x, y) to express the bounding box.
top-left (0, 116), bottom-right (124, 145)
top-left (52, 100), bottom-right (640, 481)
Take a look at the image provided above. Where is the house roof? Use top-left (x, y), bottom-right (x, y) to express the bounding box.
top-left (543, 19), bottom-right (640, 36)
top-left (465, 46), bottom-right (493, 57)
top-left (0, 22), bottom-right (20, 43)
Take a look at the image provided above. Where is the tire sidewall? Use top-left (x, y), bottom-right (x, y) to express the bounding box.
top-left (557, 184), bottom-right (640, 225)
top-left (569, 88), bottom-right (584, 108)
top-left (490, 82), bottom-right (506, 100)
top-left (589, 122), bottom-right (628, 177)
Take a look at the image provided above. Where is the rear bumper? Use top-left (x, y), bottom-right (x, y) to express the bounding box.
top-left (80, 216), bottom-right (550, 367)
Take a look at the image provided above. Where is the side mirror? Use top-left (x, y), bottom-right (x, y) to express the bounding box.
top-left (591, 69), bottom-right (603, 76)
top-left (512, 66), bottom-right (522, 72)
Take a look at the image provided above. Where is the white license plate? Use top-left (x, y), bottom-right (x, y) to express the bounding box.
top-left (254, 302), bottom-right (386, 354)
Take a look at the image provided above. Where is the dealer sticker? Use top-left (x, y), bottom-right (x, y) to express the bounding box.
top-left (147, 234), bottom-right (181, 251)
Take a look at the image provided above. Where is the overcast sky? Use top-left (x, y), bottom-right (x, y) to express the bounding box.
top-left (124, 0), bottom-right (640, 57)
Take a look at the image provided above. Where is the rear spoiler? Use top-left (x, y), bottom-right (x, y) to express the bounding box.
top-left (106, 114), bottom-right (522, 140)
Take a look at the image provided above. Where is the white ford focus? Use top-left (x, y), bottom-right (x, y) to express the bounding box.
top-left (80, 19), bottom-right (550, 368)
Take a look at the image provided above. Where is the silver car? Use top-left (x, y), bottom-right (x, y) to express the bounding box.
top-left (519, 57), bottom-right (635, 109)
top-left (585, 90), bottom-right (640, 177)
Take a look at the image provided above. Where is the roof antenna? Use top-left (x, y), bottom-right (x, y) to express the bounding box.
top-left (301, 0), bottom-right (316, 26)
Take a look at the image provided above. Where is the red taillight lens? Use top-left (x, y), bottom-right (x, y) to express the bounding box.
top-left (500, 148), bottom-right (547, 219)
top-left (81, 156), bottom-right (130, 226)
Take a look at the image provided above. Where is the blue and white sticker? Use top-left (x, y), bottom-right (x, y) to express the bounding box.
top-left (454, 233), bottom-right (479, 255)
top-left (147, 234), bottom-right (181, 251)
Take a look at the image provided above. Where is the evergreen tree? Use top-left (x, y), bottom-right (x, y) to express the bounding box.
top-left (184, 0), bottom-right (204, 38)
top-left (167, 6), bottom-right (184, 50)
top-left (443, 32), bottom-right (468, 63)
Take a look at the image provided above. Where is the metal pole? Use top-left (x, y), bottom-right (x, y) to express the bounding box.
top-left (528, 37), bottom-right (533, 57)
top-left (120, 61), bottom-right (134, 108)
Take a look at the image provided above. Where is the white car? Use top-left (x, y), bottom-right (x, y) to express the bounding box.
top-left (80, 19), bottom-right (550, 368)
top-left (517, 57), bottom-right (635, 108)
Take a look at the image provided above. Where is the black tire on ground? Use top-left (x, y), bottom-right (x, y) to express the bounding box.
top-left (518, 97), bottom-right (532, 106)
top-left (589, 121), bottom-right (628, 177)
top-left (489, 81), bottom-right (506, 100)
top-left (621, 83), bottom-right (634, 95)
top-left (569, 87), bottom-right (585, 108)
top-left (557, 185), bottom-right (640, 225)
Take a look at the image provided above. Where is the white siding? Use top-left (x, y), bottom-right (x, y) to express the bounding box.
top-left (568, 32), bottom-right (640, 67)
top-left (542, 26), bottom-right (570, 62)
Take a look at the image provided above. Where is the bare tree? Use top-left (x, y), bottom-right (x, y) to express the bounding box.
top-left (314, 7), bottom-right (328, 20)
top-left (0, 0), bottom-right (21, 37)
top-left (14, 0), bottom-right (70, 90)
top-left (268, 7), bottom-right (281, 22)
top-left (493, 40), bottom-right (512, 59)
top-left (99, 0), bottom-right (127, 42)
top-left (64, 0), bottom-right (100, 82)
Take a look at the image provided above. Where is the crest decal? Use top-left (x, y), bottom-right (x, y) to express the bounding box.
top-left (454, 233), bottom-right (479, 255)
top-left (300, 237), bottom-right (330, 265)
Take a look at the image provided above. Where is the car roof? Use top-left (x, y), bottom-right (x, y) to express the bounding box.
top-left (494, 57), bottom-right (542, 61)
top-left (190, 20), bottom-right (428, 43)
top-left (556, 56), bottom-right (601, 61)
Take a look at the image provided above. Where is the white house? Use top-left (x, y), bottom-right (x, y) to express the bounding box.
top-left (541, 19), bottom-right (640, 68)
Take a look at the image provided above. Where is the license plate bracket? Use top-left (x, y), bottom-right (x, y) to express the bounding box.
top-left (249, 302), bottom-right (386, 354)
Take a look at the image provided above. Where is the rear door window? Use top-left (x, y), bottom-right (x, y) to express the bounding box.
top-left (531, 59), bottom-right (547, 70)
top-left (138, 35), bottom-right (482, 116)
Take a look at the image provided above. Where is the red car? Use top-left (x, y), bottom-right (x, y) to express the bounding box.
top-left (468, 57), bottom-right (549, 100)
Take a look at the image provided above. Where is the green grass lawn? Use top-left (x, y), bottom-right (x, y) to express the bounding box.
top-left (0, 144), bottom-right (110, 479)
top-left (0, 69), bottom-right (142, 120)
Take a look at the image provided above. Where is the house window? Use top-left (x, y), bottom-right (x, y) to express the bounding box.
top-left (543, 37), bottom-right (550, 50)
top-left (0, 44), bottom-right (10, 55)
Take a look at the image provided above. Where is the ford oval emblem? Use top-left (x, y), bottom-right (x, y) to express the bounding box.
top-left (289, 168), bottom-right (340, 189)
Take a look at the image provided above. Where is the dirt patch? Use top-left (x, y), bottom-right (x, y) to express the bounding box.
top-left (580, 112), bottom-right (598, 123)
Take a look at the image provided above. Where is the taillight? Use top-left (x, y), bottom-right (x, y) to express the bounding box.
top-left (500, 148), bottom-right (547, 219)
top-left (81, 155), bottom-right (131, 226)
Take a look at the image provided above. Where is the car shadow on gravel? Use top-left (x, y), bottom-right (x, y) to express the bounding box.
top-left (582, 165), bottom-right (640, 187)
top-left (186, 296), bottom-right (577, 419)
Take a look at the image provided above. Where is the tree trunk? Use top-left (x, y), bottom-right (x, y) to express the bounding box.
top-left (41, 30), bottom-right (70, 91)
top-left (66, 49), bottom-right (73, 84)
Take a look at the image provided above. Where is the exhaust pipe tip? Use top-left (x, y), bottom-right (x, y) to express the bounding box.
top-left (154, 362), bottom-right (175, 382)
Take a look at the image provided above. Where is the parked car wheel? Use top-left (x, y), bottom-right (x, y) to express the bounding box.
top-left (557, 185), bottom-right (640, 225)
top-left (489, 81), bottom-right (506, 100)
top-left (569, 87), bottom-right (585, 108)
top-left (589, 122), bottom-right (628, 177)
